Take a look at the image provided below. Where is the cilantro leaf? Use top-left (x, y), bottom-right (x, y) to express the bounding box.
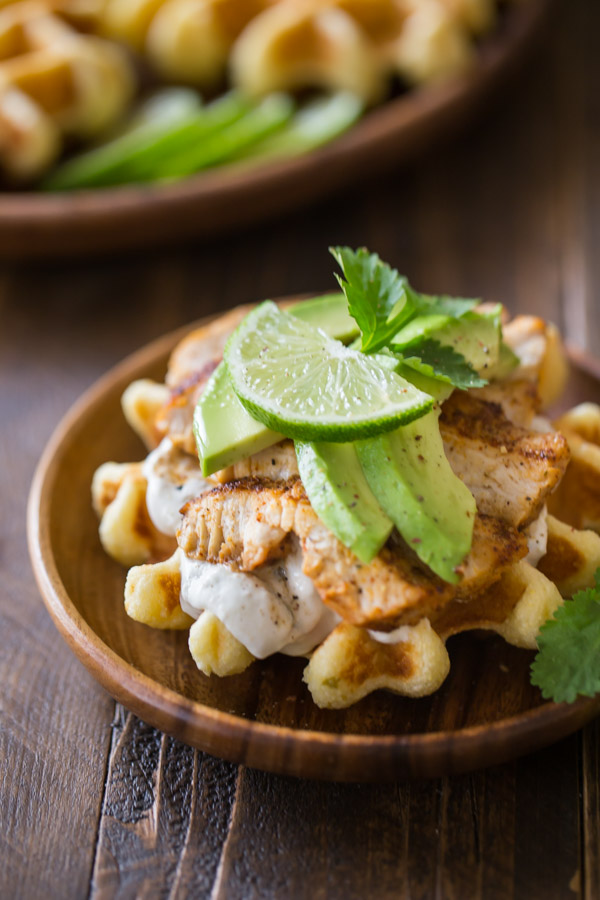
top-left (330, 246), bottom-right (480, 354)
top-left (330, 246), bottom-right (413, 353)
top-left (531, 570), bottom-right (600, 703)
top-left (401, 339), bottom-right (487, 389)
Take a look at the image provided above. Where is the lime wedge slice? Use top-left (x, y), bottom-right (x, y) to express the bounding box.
top-left (224, 301), bottom-right (433, 442)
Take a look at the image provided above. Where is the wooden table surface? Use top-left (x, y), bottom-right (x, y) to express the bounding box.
top-left (2, 0), bottom-right (600, 896)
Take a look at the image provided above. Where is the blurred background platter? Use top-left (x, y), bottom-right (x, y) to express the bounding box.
top-left (0, 0), bottom-right (549, 259)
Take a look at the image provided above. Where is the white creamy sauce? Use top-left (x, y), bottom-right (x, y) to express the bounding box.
top-left (524, 505), bottom-right (548, 567)
top-left (180, 542), bottom-right (339, 659)
top-left (367, 624), bottom-right (417, 645)
top-left (143, 437), bottom-right (211, 536)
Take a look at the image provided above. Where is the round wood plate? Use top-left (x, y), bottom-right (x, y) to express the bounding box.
top-left (27, 306), bottom-right (600, 782)
top-left (6, 0), bottom-right (548, 259)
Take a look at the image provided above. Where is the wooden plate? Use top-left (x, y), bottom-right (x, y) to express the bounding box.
top-left (27, 307), bottom-right (600, 782)
top-left (5, 0), bottom-right (548, 259)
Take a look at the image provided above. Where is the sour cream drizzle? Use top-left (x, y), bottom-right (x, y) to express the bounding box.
top-left (180, 542), bottom-right (339, 659)
top-left (142, 437), bottom-right (211, 536)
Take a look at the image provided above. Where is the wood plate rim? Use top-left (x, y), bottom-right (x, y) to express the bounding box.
top-left (5, 0), bottom-right (549, 257)
top-left (27, 310), bottom-right (600, 781)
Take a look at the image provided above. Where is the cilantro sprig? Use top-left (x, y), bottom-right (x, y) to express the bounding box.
top-left (401, 339), bottom-right (487, 390)
top-left (531, 571), bottom-right (600, 704)
top-left (330, 246), bottom-right (415, 353)
top-left (330, 246), bottom-right (484, 389)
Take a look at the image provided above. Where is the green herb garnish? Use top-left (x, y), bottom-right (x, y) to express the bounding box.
top-left (531, 570), bottom-right (600, 703)
top-left (329, 246), bottom-right (485, 389)
top-left (401, 339), bottom-right (487, 390)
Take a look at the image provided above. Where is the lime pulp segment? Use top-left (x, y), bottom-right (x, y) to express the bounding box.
top-left (224, 301), bottom-right (433, 442)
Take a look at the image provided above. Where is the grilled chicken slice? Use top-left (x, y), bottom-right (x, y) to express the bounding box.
top-left (155, 306), bottom-right (253, 453)
top-left (470, 379), bottom-right (540, 427)
top-left (440, 393), bottom-right (569, 529)
top-left (178, 478), bottom-right (528, 627)
top-left (166, 306), bottom-right (251, 389)
top-left (156, 360), bottom-right (219, 455)
top-left (211, 440), bottom-right (299, 484)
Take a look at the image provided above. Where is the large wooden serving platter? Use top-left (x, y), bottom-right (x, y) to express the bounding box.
top-left (27, 306), bottom-right (600, 781)
top-left (5, 0), bottom-right (548, 259)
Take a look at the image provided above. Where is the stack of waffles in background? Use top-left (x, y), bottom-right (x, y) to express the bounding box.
top-left (98, 0), bottom-right (499, 97)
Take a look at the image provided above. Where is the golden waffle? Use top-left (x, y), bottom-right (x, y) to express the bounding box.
top-left (188, 608), bottom-right (255, 676)
top-left (386, 0), bottom-right (474, 85)
top-left (120, 378), bottom-right (170, 451)
top-left (100, 0), bottom-right (275, 86)
top-left (0, 0), bottom-right (133, 178)
top-left (92, 460), bottom-right (176, 565)
top-left (124, 548), bottom-right (192, 628)
top-left (549, 403), bottom-right (600, 531)
top-left (230, 1), bottom-right (388, 103)
top-left (538, 514), bottom-right (600, 598)
top-left (0, 0), bottom-right (103, 31)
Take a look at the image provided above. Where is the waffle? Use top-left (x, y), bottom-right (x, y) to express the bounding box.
top-left (92, 460), bottom-right (176, 565)
top-left (229, 1), bottom-right (388, 103)
top-left (100, 0), bottom-right (275, 86)
top-left (0, 0), bottom-right (133, 178)
top-left (549, 404), bottom-right (600, 532)
top-left (229, 0), bottom-right (484, 100)
top-left (97, 0), bottom-right (504, 98)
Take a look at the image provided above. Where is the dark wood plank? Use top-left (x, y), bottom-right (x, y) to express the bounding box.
top-left (89, 708), bottom-right (238, 899)
top-left (0, 275), bottom-right (116, 899)
top-left (582, 720), bottom-right (600, 900)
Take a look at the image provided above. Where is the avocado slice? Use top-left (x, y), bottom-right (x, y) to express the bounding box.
top-left (392, 307), bottom-right (502, 374)
top-left (195, 293), bottom-right (359, 476)
top-left (485, 340), bottom-right (520, 381)
top-left (355, 410), bottom-right (476, 583)
top-left (394, 361), bottom-right (455, 403)
top-left (295, 441), bottom-right (393, 563)
top-left (194, 364), bottom-right (284, 476)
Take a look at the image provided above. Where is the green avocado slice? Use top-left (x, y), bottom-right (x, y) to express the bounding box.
top-left (392, 307), bottom-right (502, 374)
top-left (193, 364), bottom-right (283, 476)
top-left (295, 441), bottom-right (393, 563)
top-left (355, 409), bottom-right (476, 583)
top-left (194, 293), bottom-right (359, 476)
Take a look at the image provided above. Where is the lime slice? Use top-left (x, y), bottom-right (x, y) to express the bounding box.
top-left (224, 301), bottom-right (433, 442)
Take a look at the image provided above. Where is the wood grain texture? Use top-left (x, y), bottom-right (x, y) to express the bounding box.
top-left (89, 709), bottom-right (238, 899)
top-left (2, 0), bottom-right (600, 892)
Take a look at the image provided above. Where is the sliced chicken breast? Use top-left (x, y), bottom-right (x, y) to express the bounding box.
top-left (440, 392), bottom-right (569, 528)
top-left (178, 477), bottom-right (527, 627)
